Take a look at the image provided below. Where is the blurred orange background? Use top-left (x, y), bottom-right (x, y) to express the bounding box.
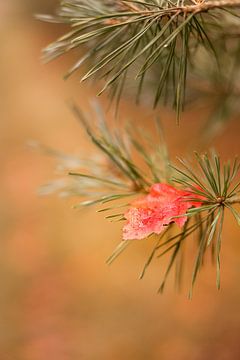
top-left (1, 1), bottom-right (240, 359)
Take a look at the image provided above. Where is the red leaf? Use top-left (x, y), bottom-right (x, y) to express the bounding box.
top-left (123, 183), bottom-right (202, 240)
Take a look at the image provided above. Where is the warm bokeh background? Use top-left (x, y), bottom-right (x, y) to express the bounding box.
top-left (1, 1), bottom-right (240, 359)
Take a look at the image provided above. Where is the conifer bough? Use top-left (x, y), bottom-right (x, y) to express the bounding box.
top-left (39, 0), bottom-right (240, 122)
top-left (38, 104), bottom-right (240, 295)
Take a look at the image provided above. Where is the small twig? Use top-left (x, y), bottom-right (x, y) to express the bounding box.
top-left (227, 196), bottom-right (240, 205)
top-left (183, 0), bottom-right (240, 14)
top-left (114, 0), bottom-right (240, 17)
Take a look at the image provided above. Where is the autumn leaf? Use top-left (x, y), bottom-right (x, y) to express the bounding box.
top-left (123, 183), bottom-right (202, 240)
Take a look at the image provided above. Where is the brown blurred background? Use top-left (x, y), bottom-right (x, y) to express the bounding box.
top-left (1, 1), bottom-right (240, 359)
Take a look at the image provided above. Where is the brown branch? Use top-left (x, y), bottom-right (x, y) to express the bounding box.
top-left (121, 0), bottom-right (240, 17)
top-left (183, 0), bottom-right (240, 14)
top-left (227, 196), bottom-right (240, 205)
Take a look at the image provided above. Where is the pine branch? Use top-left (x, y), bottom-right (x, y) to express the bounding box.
top-left (38, 0), bottom-right (240, 123)
top-left (37, 104), bottom-right (240, 294)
